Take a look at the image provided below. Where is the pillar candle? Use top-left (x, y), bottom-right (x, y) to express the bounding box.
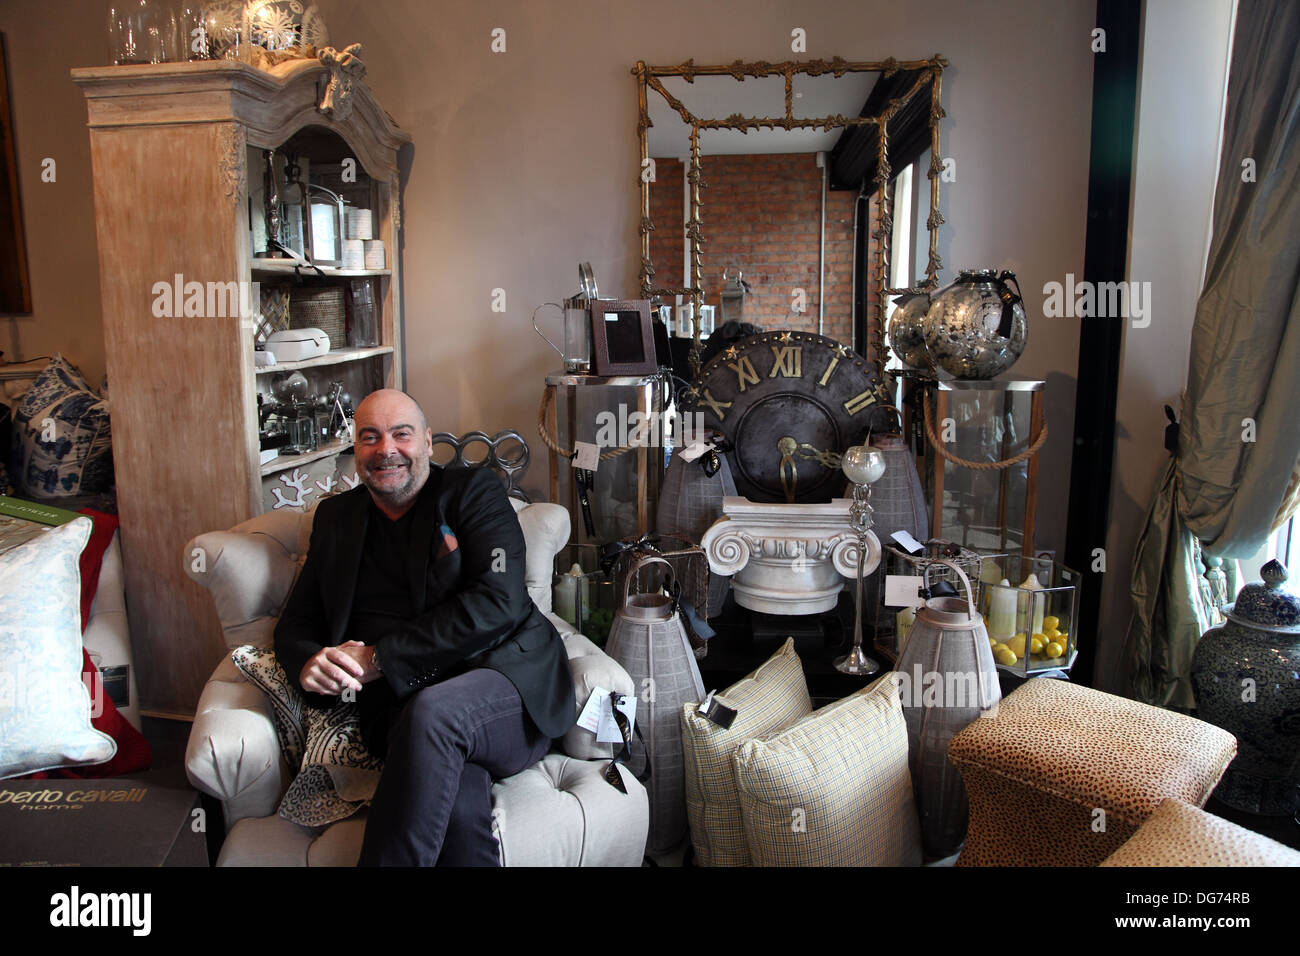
top-left (988, 579), bottom-right (1017, 638)
top-left (1018, 572), bottom-right (1045, 636)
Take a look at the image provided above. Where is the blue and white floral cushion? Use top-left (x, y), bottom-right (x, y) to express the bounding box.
top-left (10, 355), bottom-right (113, 500)
top-left (0, 517), bottom-right (117, 778)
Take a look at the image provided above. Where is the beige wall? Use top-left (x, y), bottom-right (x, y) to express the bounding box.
top-left (317, 0), bottom-right (1096, 533)
top-left (2, 0), bottom-right (1094, 541)
top-left (0, 1), bottom-right (107, 388)
top-left (1093, 0), bottom-right (1235, 693)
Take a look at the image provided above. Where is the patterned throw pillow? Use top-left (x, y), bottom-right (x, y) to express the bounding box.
top-left (0, 518), bottom-right (117, 778)
top-left (733, 671), bottom-right (923, 866)
top-left (10, 355), bottom-right (114, 499)
top-left (680, 638), bottom-right (812, 866)
top-left (230, 645), bottom-right (384, 828)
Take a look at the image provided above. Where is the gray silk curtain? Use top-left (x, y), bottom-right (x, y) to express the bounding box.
top-left (1126, 0), bottom-right (1300, 708)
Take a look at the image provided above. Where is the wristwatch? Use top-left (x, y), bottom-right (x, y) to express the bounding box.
top-left (370, 645), bottom-right (382, 674)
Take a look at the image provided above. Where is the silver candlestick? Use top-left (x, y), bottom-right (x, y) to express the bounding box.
top-left (836, 444), bottom-right (886, 675)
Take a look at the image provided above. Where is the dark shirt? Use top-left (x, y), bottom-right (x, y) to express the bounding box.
top-left (345, 498), bottom-right (417, 646)
top-left (347, 497), bottom-right (421, 756)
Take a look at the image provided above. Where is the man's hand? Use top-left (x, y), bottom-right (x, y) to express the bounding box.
top-left (299, 641), bottom-right (380, 695)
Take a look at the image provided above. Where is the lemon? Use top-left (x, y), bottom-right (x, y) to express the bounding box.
top-left (1043, 616), bottom-right (1060, 631)
top-left (1030, 635), bottom-right (1046, 654)
top-left (1045, 641), bottom-right (1064, 659)
top-left (1043, 627), bottom-right (1061, 640)
top-left (1008, 635), bottom-right (1027, 657)
top-left (994, 647), bottom-right (1018, 666)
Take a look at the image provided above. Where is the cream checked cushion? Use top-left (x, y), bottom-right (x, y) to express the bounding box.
top-left (733, 671), bottom-right (922, 867)
top-left (680, 638), bottom-right (812, 866)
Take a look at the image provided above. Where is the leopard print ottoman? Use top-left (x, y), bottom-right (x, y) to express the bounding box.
top-left (1100, 797), bottom-right (1300, 866)
top-left (947, 678), bottom-right (1237, 866)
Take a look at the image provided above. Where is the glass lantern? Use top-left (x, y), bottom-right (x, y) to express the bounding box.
top-left (977, 554), bottom-right (1080, 676)
top-left (906, 378), bottom-right (1046, 555)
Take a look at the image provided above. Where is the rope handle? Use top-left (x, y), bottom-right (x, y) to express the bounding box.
top-left (537, 387), bottom-right (640, 462)
top-left (922, 389), bottom-right (1048, 471)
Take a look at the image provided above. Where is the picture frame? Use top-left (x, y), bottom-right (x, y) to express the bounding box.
top-left (1, 32), bottom-right (32, 314)
top-left (590, 298), bottom-right (658, 376)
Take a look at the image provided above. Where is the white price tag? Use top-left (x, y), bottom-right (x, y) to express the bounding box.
top-left (677, 441), bottom-right (715, 463)
top-left (576, 686), bottom-right (608, 734)
top-left (572, 441), bottom-right (600, 472)
top-left (576, 687), bottom-right (637, 743)
top-left (597, 692), bottom-right (637, 744)
top-left (885, 574), bottom-right (926, 608)
top-left (891, 530), bottom-right (925, 555)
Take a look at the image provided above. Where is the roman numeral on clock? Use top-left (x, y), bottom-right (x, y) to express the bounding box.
top-left (843, 388), bottom-right (877, 414)
top-left (728, 356), bottom-right (760, 392)
top-left (817, 356), bottom-right (839, 387)
top-left (699, 388), bottom-right (733, 420)
top-left (769, 345), bottom-right (802, 378)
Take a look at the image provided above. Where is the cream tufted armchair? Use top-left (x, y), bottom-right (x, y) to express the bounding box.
top-left (182, 450), bottom-right (648, 866)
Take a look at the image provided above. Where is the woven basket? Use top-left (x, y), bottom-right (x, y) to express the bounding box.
top-left (289, 286), bottom-right (345, 350)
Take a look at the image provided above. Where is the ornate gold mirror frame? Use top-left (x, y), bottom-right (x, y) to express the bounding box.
top-left (634, 55), bottom-right (947, 379)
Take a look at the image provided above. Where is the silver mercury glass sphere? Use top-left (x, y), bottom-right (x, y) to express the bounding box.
top-left (889, 292), bottom-right (943, 375)
top-left (922, 268), bottom-right (1028, 379)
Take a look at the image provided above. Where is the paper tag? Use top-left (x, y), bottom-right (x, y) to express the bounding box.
top-left (572, 441), bottom-right (600, 472)
top-left (577, 686), bottom-right (637, 742)
top-left (885, 574), bottom-right (926, 607)
top-left (576, 686), bottom-right (608, 734)
top-left (891, 530), bottom-right (925, 555)
top-left (597, 692), bottom-right (636, 743)
top-left (677, 441), bottom-right (715, 463)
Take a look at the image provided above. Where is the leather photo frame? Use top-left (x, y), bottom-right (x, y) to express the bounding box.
top-left (590, 299), bottom-right (657, 376)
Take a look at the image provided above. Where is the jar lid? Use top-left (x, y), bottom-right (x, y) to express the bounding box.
top-left (1224, 560), bottom-right (1300, 633)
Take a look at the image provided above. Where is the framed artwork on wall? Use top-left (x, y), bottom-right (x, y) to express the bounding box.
top-left (0, 32), bottom-right (32, 314)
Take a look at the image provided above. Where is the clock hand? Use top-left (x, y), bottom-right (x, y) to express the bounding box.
top-left (795, 443), bottom-right (843, 471)
top-left (777, 436), bottom-right (798, 503)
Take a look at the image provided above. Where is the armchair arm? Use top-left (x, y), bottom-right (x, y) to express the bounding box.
top-left (556, 625), bottom-right (635, 760)
top-left (184, 530), bottom-right (300, 645)
top-left (185, 656), bottom-right (292, 830)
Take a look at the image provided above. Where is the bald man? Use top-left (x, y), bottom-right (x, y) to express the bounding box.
top-left (274, 389), bottom-right (575, 866)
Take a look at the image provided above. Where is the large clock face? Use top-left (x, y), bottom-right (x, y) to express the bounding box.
top-left (685, 332), bottom-right (892, 503)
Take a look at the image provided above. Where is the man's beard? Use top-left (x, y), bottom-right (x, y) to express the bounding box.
top-left (362, 454), bottom-right (424, 502)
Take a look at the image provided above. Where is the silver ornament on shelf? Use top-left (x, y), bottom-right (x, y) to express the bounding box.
top-left (889, 292), bottom-right (944, 375)
top-left (922, 269), bottom-right (1028, 379)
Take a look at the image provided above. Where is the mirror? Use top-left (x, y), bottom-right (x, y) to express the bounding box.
top-left (634, 57), bottom-right (947, 379)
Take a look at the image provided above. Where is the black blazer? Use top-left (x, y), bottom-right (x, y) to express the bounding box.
top-left (273, 465), bottom-right (576, 753)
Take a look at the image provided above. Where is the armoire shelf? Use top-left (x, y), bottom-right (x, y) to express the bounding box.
top-left (74, 56), bottom-right (410, 716)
